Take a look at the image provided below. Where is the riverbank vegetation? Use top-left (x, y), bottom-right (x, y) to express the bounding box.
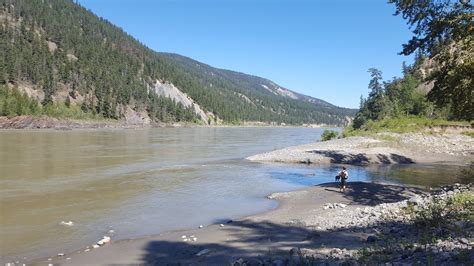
top-left (0, 85), bottom-right (102, 120)
top-left (346, 0), bottom-right (472, 136)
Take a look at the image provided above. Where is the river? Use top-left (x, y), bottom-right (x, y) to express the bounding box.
top-left (0, 127), bottom-right (464, 262)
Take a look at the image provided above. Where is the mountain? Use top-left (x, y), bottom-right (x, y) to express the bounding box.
top-left (0, 0), bottom-right (356, 125)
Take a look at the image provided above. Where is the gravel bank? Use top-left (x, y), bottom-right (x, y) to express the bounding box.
top-left (247, 133), bottom-right (473, 165)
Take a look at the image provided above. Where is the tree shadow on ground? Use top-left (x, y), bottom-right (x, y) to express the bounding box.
top-left (306, 150), bottom-right (414, 165)
top-left (140, 219), bottom-right (365, 265)
top-left (140, 215), bottom-right (465, 265)
top-left (140, 182), bottom-right (423, 264)
top-left (320, 181), bottom-right (425, 206)
top-left (138, 180), bottom-right (465, 265)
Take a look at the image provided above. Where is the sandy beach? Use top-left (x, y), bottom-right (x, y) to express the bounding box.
top-left (247, 133), bottom-right (473, 165)
top-left (33, 182), bottom-right (427, 265)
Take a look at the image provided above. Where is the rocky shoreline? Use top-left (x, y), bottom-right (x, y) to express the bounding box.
top-left (24, 182), bottom-right (472, 265)
top-left (238, 183), bottom-right (473, 265)
top-left (247, 133), bottom-right (473, 165)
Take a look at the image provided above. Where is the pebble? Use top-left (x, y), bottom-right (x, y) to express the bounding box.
top-left (196, 248), bottom-right (211, 256)
top-left (60, 220), bottom-right (74, 226)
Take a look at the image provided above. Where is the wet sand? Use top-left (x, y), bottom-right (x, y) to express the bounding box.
top-left (38, 182), bottom-right (423, 265)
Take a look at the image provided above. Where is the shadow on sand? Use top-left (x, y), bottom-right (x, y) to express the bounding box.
top-left (140, 182), bottom-right (426, 265)
top-left (306, 150), bottom-right (414, 165)
top-left (320, 181), bottom-right (424, 206)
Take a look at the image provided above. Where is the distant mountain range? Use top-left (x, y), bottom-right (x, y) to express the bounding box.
top-left (0, 0), bottom-right (356, 125)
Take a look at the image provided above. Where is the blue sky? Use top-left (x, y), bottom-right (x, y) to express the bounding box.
top-left (77, 0), bottom-right (414, 108)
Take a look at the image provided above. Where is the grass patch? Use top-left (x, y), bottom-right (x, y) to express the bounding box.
top-left (320, 129), bottom-right (338, 141)
top-left (461, 131), bottom-right (474, 138)
top-left (405, 191), bottom-right (474, 227)
top-left (42, 103), bottom-right (104, 120)
top-left (343, 116), bottom-right (471, 137)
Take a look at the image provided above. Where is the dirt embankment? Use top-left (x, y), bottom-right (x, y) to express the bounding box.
top-left (0, 115), bottom-right (196, 129)
top-left (247, 133), bottom-right (473, 165)
top-left (0, 115), bottom-right (131, 129)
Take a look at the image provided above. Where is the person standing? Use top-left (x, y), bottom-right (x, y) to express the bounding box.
top-left (338, 167), bottom-right (349, 192)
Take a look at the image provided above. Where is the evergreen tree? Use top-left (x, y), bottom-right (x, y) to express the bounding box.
top-left (389, 0), bottom-right (473, 120)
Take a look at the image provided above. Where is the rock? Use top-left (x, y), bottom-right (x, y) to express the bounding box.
top-left (96, 236), bottom-right (111, 246)
top-left (84, 249), bottom-right (90, 252)
top-left (181, 235), bottom-right (187, 239)
top-left (289, 247), bottom-right (301, 256)
top-left (459, 238), bottom-right (469, 245)
top-left (60, 221), bottom-right (74, 226)
top-left (247, 258), bottom-right (264, 266)
top-left (192, 237), bottom-right (197, 241)
top-left (92, 244), bottom-right (100, 249)
top-left (232, 258), bottom-right (245, 266)
top-left (408, 195), bottom-right (424, 205)
top-left (196, 248), bottom-right (211, 256)
top-left (271, 259), bottom-right (284, 266)
top-left (367, 235), bottom-right (379, 243)
top-left (57, 253), bottom-right (65, 256)
top-left (220, 224), bottom-right (225, 227)
top-left (199, 225), bottom-right (204, 229)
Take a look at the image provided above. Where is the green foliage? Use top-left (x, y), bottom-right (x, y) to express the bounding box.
top-left (405, 192), bottom-right (474, 228)
top-left (320, 129), bottom-right (338, 141)
top-left (364, 68), bottom-right (390, 121)
top-left (343, 116), bottom-right (470, 137)
top-left (0, 86), bottom-right (40, 116)
top-left (352, 64), bottom-right (434, 131)
top-left (461, 131), bottom-right (474, 138)
top-left (389, 0), bottom-right (473, 121)
top-left (42, 103), bottom-right (100, 120)
top-left (0, 85), bottom-right (100, 119)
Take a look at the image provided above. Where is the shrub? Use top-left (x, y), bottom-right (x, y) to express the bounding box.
top-left (321, 129), bottom-right (338, 141)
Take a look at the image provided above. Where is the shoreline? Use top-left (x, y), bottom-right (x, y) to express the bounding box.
top-left (26, 182), bottom-right (431, 265)
top-left (0, 115), bottom-right (340, 130)
top-left (247, 133), bottom-right (473, 166)
top-left (6, 131), bottom-right (472, 265)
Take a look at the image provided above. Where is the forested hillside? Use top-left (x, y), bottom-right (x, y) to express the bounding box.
top-left (0, 0), bottom-right (355, 125)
